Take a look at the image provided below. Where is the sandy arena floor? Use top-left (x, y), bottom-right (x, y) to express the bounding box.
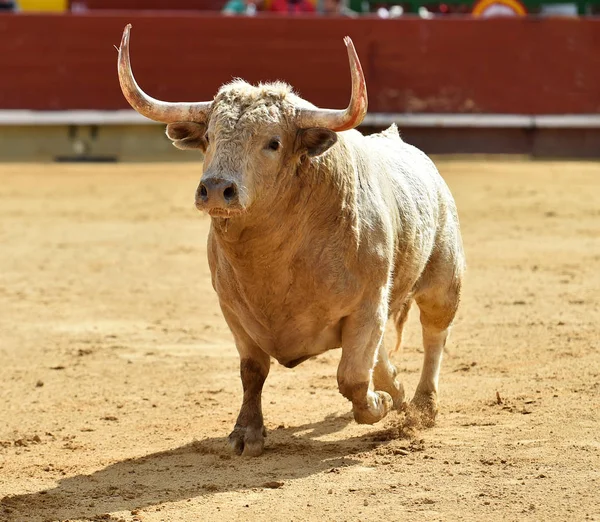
top-left (0, 160), bottom-right (598, 522)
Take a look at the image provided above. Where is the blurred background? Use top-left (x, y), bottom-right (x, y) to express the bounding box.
top-left (0, 0), bottom-right (599, 161)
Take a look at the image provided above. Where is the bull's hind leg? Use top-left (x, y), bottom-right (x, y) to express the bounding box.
top-left (338, 294), bottom-right (393, 424)
top-left (373, 344), bottom-right (405, 410)
top-left (370, 297), bottom-right (413, 410)
top-left (412, 277), bottom-right (461, 425)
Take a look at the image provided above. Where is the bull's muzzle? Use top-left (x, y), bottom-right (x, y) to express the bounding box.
top-left (195, 177), bottom-right (241, 217)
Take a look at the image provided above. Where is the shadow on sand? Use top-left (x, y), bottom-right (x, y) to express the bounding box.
top-left (1, 412), bottom-right (416, 521)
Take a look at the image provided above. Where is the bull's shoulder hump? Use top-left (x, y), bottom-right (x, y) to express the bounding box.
top-left (366, 123), bottom-right (402, 142)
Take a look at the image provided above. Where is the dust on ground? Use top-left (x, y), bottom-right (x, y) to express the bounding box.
top-left (0, 161), bottom-right (598, 522)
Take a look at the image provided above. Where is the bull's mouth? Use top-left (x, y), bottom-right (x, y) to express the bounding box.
top-left (206, 207), bottom-right (244, 219)
top-left (195, 200), bottom-right (245, 219)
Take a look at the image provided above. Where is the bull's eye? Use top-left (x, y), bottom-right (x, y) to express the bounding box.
top-left (205, 133), bottom-right (210, 144)
top-left (268, 139), bottom-right (281, 151)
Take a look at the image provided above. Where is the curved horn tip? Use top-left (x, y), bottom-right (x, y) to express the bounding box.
top-left (343, 37), bottom-right (360, 65)
top-left (121, 24), bottom-right (132, 45)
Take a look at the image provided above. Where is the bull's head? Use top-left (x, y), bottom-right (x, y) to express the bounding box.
top-left (117, 25), bottom-right (367, 219)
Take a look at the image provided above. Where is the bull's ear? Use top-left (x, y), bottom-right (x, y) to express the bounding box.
top-left (298, 128), bottom-right (338, 157)
top-left (166, 122), bottom-right (208, 151)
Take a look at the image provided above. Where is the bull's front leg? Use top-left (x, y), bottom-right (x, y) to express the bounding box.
top-left (222, 307), bottom-right (270, 457)
top-left (338, 298), bottom-right (393, 424)
top-left (229, 350), bottom-right (270, 457)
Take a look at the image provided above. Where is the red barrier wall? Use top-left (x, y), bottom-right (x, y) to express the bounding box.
top-left (1, 13), bottom-right (599, 114)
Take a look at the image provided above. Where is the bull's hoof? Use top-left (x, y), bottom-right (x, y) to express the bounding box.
top-left (410, 390), bottom-right (438, 427)
top-left (228, 425), bottom-right (266, 457)
top-left (353, 390), bottom-right (393, 424)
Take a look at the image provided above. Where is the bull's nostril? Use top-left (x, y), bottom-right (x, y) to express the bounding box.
top-left (199, 185), bottom-right (208, 198)
top-left (223, 185), bottom-right (237, 201)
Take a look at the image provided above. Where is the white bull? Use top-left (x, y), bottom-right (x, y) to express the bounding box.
top-left (118, 25), bottom-right (465, 457)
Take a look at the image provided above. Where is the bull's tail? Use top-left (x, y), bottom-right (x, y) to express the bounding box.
top-left (392, 299), bottom-right (412, 353)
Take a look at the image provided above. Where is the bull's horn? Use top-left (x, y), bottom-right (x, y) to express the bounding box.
top-left (117, 24), bottom-right (211, 123)
top-left (296, 37), bottom-right (367, 132)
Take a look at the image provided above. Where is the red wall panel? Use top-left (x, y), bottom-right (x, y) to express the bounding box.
top-left (0, 13), bottom-right (599, 114)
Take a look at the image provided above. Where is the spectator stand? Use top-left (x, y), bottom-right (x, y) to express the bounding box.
top-left (8, 0), bottom-right (600, 14)
top-left (351, 0), bottom-right (599, 15)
